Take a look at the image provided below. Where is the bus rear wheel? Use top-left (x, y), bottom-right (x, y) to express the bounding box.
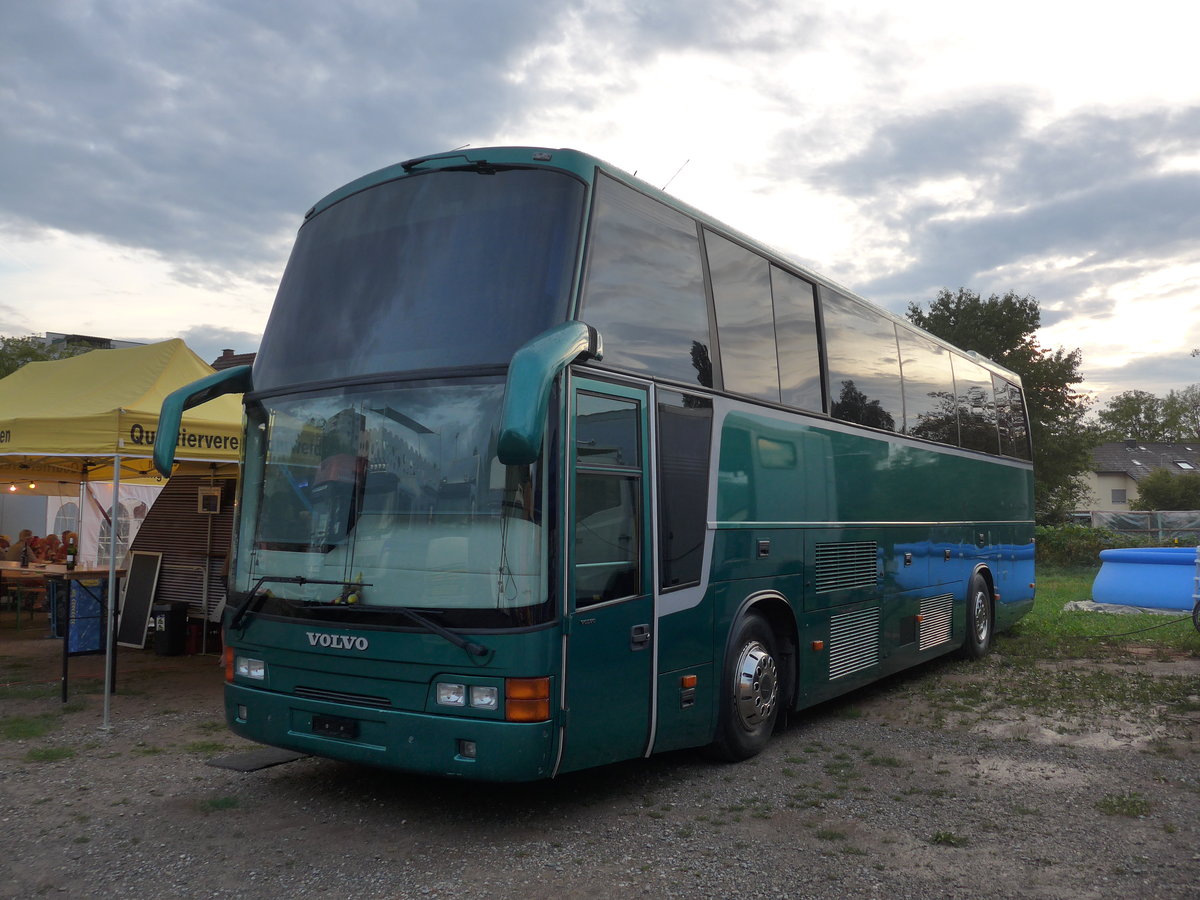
top-left (960, 571), bottom-right (993, 660)
top-left (710, 611), bottom-right (780, 761)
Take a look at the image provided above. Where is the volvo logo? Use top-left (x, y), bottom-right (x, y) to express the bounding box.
top-left (306, 632), bottom-right (369, 651)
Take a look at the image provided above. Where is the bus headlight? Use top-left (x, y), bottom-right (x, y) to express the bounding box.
top-left (469, 685), bottom-right (498, 710)
top-left (436, 682), bottom-right (467, 706)
top-left (235, 656), bottom-right (266, 680)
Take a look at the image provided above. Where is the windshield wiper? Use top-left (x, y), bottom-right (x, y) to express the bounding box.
top-left (306, 601), bottom-right (491, 658)
top-left (230, 576), bottom-right (367, 631)
top-left (399, 154), bottom-right (506, 176)
top-left (232, 575), bottom-right (491, 658)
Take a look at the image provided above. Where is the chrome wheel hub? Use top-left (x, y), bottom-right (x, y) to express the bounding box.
top-left (973, 589), bottom-right (990, 643)
top-left (733, 641), bottom-right (777, 729)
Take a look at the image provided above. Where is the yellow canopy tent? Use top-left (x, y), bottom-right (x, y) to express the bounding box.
top-left (0, 338), bottom-right (242, 485)
top-left (0, 339), bottom-right (246, 727)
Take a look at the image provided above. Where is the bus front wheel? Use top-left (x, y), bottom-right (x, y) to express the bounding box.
top-left (710, 611), bottom-right (780, 761)
top-left (960, 571), bottom-right (993, 660)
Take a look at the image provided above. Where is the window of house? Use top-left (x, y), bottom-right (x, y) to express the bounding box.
top-left (1111, 489), bottom-right (1127, 504)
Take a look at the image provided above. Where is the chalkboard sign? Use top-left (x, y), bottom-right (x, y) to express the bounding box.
top-left (117, 552), bottom-right (162, 648)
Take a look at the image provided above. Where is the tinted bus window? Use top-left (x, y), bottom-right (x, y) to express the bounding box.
top-left (657, 391), bottom-right (713, 590)
top-left (993, 376), bottom-right (1032, 460)
top-left (580, 174), bottom-right (712, 387)
top-left (897, 327), bottom-right (958, 445)
top-left (771, 266), bottom-right (823, 413)
top-left (575, 393), bottom-right (642, 606)
top-left (706, 231), bottom-right (779, 402)
top-left (822, 287), bottom-right (902, 432)
top-left (255, 168), bottom-right (584, 390)
top-left (952, 356), bottom-right (999, 453)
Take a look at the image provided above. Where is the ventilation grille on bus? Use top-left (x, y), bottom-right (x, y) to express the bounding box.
top-left (814, 541), bottom-right (879, 593)
top-left (293, 686), bottom-right (393, 709)
top-left (919, 593), bottom-right (955, 650)
top-left (828, 607), bottom-right (880, 680)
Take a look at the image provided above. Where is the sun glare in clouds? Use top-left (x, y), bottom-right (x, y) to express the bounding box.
top-left (1040, 260), bottom-right (1200, 379)
top-left (872, 1), bottom-right (1200, 114)
top-left (0, 228), bottom-right (275, 342)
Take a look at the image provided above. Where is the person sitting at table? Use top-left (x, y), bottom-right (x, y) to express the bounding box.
top-left (41, 533), bottom-right (64, 564)
top-left (4, 529), bottom-right (38, 562)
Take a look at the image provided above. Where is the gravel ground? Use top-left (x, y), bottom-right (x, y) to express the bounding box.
top-left (1, 625), bottom-right (1198, 899)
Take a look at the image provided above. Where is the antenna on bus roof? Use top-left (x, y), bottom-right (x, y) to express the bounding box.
top-left (451, 143), bottom-right (470, 151)
top-left (661, 159), bottom-right (690, 192)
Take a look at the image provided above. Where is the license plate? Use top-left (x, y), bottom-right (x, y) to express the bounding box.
top-left (312, 713), bottom-right (359, 739)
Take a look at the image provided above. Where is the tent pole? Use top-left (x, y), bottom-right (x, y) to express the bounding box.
top-left (101, 454), bottom-right (121, 731)
top-left (202, 467), bottom-right (214, 654)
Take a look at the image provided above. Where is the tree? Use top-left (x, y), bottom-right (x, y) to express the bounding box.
top-left (0, 335), bottom-right (93, 379)
top-left (906, 288), bottom-right (1093, 524)
top-left (1093, 385), bottom-right (1200, 441)
top-left (1162, 385), bottom-right (1200, 439)
top-left (1130, 469), bottom-right (1200, 511)
top-left (1096, 390), bottom-right (1166, 441)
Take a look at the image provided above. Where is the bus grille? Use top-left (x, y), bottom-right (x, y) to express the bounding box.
top-left (293, 686), bottom-right (393, 708)
top-left (828, 607), bottom-right (880, 680)
top-left (814, 541), bottom-right (879, 593)
top-left (919, 593), bottom-right (954, 650)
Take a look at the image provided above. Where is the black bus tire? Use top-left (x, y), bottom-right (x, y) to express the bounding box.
top-left (710, 611), bottom-right (780, 761)
top-left (960, 571), bottom-right (993, 660)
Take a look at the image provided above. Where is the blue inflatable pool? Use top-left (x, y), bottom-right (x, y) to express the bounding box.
top-left (1091, 547), bottom-right (1198, 611)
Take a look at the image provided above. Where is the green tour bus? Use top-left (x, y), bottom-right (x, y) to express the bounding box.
top-left (155, 147), bottom-right (1034, 781)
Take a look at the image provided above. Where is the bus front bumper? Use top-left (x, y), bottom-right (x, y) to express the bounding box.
top-left (225, 683), bottom-right (557, 782)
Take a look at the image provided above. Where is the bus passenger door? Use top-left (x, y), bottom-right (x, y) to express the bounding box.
top-left (559, 378), bottom-right (654, 773)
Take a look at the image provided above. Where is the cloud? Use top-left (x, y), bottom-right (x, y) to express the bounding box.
top-left (803, 102), bottom-right (1200, 308)
top-left (0, 1), bottom-right (569, 276)
top-left (163, 324), bottom-right (262, 366)
top-left (813, 99), bottom-right (1028, 196)
top-left (1089, 350), bottom-right (1200, 401)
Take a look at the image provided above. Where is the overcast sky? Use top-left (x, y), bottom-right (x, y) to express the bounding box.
top-left (1, 0), bottom-right (1197, 404)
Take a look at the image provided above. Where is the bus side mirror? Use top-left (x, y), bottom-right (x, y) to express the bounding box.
top-left (498, 322), bottom-right (603, 466)
top-left (155, 365), bottom-right (253, 476)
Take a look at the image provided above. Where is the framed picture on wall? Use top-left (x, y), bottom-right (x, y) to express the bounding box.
top-left (197, 487), bottom-right (221, 515)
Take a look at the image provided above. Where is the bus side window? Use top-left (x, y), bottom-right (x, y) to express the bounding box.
top-left (657, 391), bottom-right (713, 590)
top-left (579, 173), bottom-right (712, 388)
top-left (575, 393), bottom-right (643, 607)
top-left (574, 472), bottom-right (640, 606)
top-left (952, 356), bottom-right (1000, 454)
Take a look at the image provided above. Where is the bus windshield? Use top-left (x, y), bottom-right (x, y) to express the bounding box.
top-left (253, 166), bottom-right (586, 391)
top-left (235, 380), bottom-right (548, 624)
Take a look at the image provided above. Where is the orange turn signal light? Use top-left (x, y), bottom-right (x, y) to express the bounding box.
top-left (680, 674), bottom-right (698, 688)
top-left (223, 646), bottom-right (234, 683)
top-left (505, 676), bottom-right (551, 723)
top-left (811, 640), bottom-right (825, 652)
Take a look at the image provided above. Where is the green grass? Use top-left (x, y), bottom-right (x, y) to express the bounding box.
top-left (929, 831), bottom-right (968, 846)
top-left (1095, 792), bottom-right (1151, 817)
top-left (815, 828), bottom-right (847, 841)
top-left (1004, 566), bottom-right (1199, 658)
top-left (24, 746), bottom-right (75, 762)
top-left (0, 713), bottom-right (59, 741)
top-left (0, 682), bottom-right (61, 701)
top-left (197, 795), bottom-right (241, 814)
top-left (183, 740), bottom-right (228, 755)
top-left (865, 566), bottom-right (1198, 734)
